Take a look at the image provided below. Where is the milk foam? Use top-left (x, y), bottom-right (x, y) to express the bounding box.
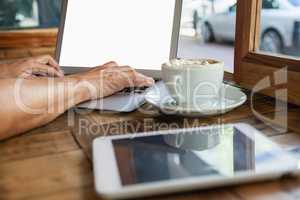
top-left (165, 59), bottom-right (214, 67)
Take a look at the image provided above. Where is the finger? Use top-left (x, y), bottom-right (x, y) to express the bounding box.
top-left (29, 64), bottom-right (64, 78)
top-left (38, 55), bottom-right (59, 67)
top-left (133, 72), bottom-right (155, 87)
top-left (20, 71), bottom-right (36, 79)
top-left (115, 68), bottom-right (154, 88)
top-left (34, 55), bottom-right (58, 67)
top-left (34, 55), bottom-right (64, 75)
top-left (33, 55), bottom-right (63, 75)
top-left (109, 65), bottom-right (135, 72)
top-left (101, 66), bottom-right (135, 76)
top-left (115, 66), bottom-right (154, 87)
top-left (103, 61), bottom-right (118, 67)
top-left (94, 61), bottom-right (119, 71)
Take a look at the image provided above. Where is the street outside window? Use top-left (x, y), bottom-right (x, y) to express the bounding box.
top-left (0, 0), bottom-right (60, 29)
top-left (178, 0), bottom-right (237, 73)
top-left (178, 0), bottom-right (300, 73)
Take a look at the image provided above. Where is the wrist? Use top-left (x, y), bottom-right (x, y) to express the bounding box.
top-left (66, 75), bottom-right (92, 104)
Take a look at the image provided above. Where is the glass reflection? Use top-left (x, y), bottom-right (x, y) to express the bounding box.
top-left (113, 125), bottom-right (264, 185)
top-left (260, 0), bottom-right (300, 57)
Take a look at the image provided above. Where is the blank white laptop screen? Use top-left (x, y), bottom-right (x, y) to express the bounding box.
top-left (59, 0), bottom-right (176, 70)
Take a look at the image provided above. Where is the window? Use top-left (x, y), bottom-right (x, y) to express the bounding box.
top-left (0, 0), bottom-right (61, 30)
top-left (0, 0), bottom-right (60, 60)
top-left (178, 0), bottom-right (237, 73)
top-left (259, 0), bottom-right (300, 58)
top-left (235, 0), bottom-right (300, 106)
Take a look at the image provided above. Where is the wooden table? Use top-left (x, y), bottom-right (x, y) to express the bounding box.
top-left (2, 87), bottom-right (300, 200)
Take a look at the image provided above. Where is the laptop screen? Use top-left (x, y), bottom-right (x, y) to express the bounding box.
top-left (58, 0), bottom-right (177, 70)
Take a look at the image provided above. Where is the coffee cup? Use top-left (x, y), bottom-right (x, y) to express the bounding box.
top-left (161, 59), bottom-right (224, 108)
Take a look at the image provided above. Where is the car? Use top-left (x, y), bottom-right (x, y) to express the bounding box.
top-left (191, 0), bottom-right (237, 30)
top-left (182, 0), bottom-right (236, 30)
top-left (198, 0), bottom-right (300, 53)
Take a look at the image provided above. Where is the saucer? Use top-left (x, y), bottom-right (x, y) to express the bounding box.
top-left (145, 82), bottom-right (247, 117)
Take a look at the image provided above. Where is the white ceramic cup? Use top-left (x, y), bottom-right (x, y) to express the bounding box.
top-left (162, 59), bottom-right (224, 108)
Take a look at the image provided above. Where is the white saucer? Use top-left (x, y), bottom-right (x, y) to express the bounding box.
top-left (145, 82), bottom-right (247, 117)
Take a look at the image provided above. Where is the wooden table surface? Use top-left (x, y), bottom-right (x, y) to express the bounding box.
top-left (1, 87), bottom-right (300, 200)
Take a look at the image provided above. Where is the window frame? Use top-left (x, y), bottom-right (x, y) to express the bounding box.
top-left (0, 28), bottom-right (57, 60)
top-left (234, 0), bottom-right (300, 105)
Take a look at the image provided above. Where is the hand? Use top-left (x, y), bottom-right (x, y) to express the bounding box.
top-left (71, 61), bottom-right (155, 100)
top-left (0, 55), bottom-right (64, 78)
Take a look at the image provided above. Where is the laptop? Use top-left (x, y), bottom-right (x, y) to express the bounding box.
top-left (55, 0), bottom-right (183, 112)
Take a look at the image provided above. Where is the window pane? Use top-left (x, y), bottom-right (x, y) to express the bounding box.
top-left (0, 0), bottom-right (61, 30)
top-left (178, 0), bottom-right (237, 73)
top-left (259, 0), bottom-right (300, 58)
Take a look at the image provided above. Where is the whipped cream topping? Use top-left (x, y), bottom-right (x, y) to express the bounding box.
top-left (164, 59), bottom-right (216, 67)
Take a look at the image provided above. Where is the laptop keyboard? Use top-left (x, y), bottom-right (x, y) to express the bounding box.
top-left (119, 86), bottom-right (150, 94)
top-left (118, 79), bottom-right (160, 94)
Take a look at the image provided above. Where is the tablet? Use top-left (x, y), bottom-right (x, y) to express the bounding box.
top-left (93, 123), bottom-right (300, 199)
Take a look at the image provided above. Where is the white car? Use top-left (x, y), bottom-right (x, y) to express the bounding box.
top-left (189, 0), bottom-right (236, 29)
top-left (199, 0), bottom-right (300, 53)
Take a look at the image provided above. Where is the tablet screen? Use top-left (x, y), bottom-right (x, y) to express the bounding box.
top-left (59, 0), bottom-right (177, 70)
top-left (112, 125), bottom-right (297, 186)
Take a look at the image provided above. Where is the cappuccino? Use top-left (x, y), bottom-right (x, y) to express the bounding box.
top-left (163, 59), bottom-right (219, 68)
top-left (162, 58), bottom-right (224, 108)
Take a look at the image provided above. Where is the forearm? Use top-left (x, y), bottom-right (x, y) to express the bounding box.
top-left (0, 77), bottom-right (90, 140)
top-left (0, 63), bottom-right (11, 78)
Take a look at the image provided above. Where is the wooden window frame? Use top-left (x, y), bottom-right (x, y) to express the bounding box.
top-left (0, 28), bottom-right (57, 60)
top-left (235, 0), bottom-right (300, 105)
